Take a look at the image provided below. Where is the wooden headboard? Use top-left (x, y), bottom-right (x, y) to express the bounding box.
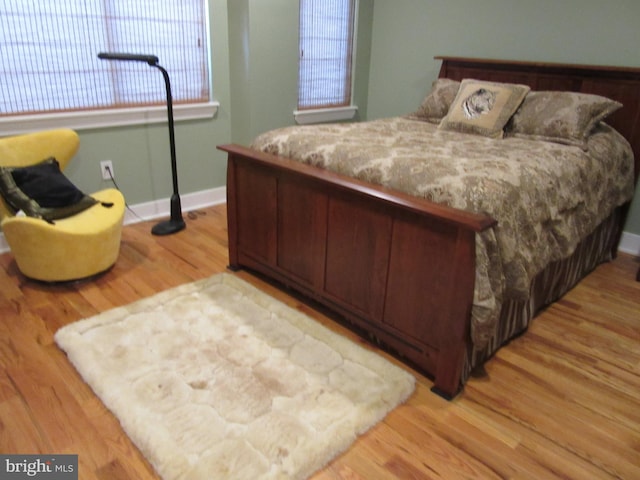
top-left (436, 56), bottom-right (640, 183)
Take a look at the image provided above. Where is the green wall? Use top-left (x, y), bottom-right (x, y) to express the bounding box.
top-left (68, 0), bottom-right (232, 206)
top-left (65, 0), bottom-right (640, 237)
top-left (227, 0), bottom-right (300, 146)
top-left (227, 0), bottom-right (373, 146)
top-left (367, 0), bottom-right (640, 119)
top-left (56, 0), bottom-right (373, 207)
top-left (365, 0), bottom-right (640, 236)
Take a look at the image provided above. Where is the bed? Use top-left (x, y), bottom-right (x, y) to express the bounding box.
top-left (217, 57), bottom-right (640, 399)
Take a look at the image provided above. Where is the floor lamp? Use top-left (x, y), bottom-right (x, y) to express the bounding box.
top-left (98, 52), bottom-right (186, 235)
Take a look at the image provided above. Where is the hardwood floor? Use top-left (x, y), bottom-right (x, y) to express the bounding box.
top-left (1, 203), bottom-right (638, 479)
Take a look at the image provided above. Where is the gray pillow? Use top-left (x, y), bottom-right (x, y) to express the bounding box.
top-left (411, 78), bottom-right (460, 124)
top-left (506, 91), bottom-right (622, 149)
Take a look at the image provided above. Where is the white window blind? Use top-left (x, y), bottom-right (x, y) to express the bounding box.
top-left (298, 0), bottom-right (355, 110)
top-left (0, 0), bottom-right (210, 117)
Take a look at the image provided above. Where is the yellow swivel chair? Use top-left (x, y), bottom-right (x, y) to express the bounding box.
top-left (0, 129), bottom-right (125, 282)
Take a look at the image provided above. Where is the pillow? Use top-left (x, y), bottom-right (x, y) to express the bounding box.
top-left (0, 157), bottom-right (97, 221)
top-left (412, 78), bottom-right (460, 123)
top-left (438, 79), bottom-right (530, 138)
top-left (505, 91), bottom-right (622, 149)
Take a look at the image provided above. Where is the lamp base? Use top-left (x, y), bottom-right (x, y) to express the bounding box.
top-left (151, 193), bottom-right (185, 235)
top-left (152, 218), bottom-right (186, 236)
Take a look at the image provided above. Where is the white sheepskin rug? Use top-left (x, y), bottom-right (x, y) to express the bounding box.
top-left (55, 273), bottom-right (415, 480)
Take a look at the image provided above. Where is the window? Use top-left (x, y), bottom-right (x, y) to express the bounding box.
top-left (0, 0), bottom-right (214, 131)
top-left (297, 0), bottom-right (357, 123)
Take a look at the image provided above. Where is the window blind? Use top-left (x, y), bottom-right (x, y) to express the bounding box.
top-left (298, 0), bottom-right (355, 110)
top-left (0, 0), bottom-right (210, 116)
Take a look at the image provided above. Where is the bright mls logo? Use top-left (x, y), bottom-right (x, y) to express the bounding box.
top-left (0, 455), bottom-right (77, 479)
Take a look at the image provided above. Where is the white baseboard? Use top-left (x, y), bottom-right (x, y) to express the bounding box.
top-left (618, 231), bottom-right (640, 256)
top-left (121, 186), bottom-right (227, 226)
top-left (2, 190), bottom-right (639, 259)
top-left (0, 186), bottom-right (227, 254)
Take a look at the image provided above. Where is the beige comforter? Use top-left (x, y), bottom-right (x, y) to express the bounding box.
top-left (251, 117), bottom-right (634, 347)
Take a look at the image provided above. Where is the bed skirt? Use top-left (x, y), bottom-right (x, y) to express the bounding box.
top-left (463, 208), bottom-right (622, 382)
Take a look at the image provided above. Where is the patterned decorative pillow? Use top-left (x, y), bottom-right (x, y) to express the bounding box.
top-left (438, 79), bottom-right (530, 138)
top-left (411, 78), bottom-right (460, 124)
top-left (505, 91), bottom-right (622, 149)
top-left (0, 157), bottom-right (98, 221)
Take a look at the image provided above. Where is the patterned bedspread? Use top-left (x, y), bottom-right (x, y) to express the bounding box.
top-left (251, 117), bottom-right (634, 347)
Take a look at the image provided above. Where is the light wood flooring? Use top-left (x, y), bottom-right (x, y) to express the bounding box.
top-left (1, 204), bottom-right (639, 479)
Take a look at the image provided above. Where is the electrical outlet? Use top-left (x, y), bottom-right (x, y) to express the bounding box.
top-left (100, 160), bottom-right (114, 180)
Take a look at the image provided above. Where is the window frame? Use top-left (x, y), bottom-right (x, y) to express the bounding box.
top-left (294, 0), bottom-right (358, 125)
top-left (0, 1), bottom-right (217, 135)
top-left (0, 102), bottom-right (219, 137)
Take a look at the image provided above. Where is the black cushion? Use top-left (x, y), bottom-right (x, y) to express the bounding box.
top-left (0, 157), bottom-right (97, 221)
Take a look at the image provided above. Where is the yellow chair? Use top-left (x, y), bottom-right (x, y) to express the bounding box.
top-left (0, 129), bottom-right (125, 282)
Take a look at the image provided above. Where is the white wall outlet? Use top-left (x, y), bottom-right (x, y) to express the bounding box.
top-left (100, 160), bottom-right (114, 180)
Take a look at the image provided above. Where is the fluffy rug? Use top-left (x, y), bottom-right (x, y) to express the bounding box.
top-left (55, 273), bottom-right (415, 480)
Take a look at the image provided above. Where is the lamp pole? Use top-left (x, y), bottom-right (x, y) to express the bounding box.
top-left (98, 52), bottom-right (186, 235)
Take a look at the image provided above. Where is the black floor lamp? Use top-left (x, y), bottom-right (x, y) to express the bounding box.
top-left (98, 52), bottom-right (186, 235)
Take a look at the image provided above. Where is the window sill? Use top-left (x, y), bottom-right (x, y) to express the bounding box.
top-left (0, 101), bottom-right (220, 136)
top-left (294, 106), bottom-right (358, 125)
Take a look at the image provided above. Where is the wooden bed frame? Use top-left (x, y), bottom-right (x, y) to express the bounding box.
top-left (218, 57), bottom-right (640, 399)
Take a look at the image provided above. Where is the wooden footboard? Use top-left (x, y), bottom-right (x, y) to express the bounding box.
top-left (218, 144), bottom-right (495, 398)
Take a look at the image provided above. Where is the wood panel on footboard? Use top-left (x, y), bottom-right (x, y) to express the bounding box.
top-left (219, 143), bottom-right (496, 399)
